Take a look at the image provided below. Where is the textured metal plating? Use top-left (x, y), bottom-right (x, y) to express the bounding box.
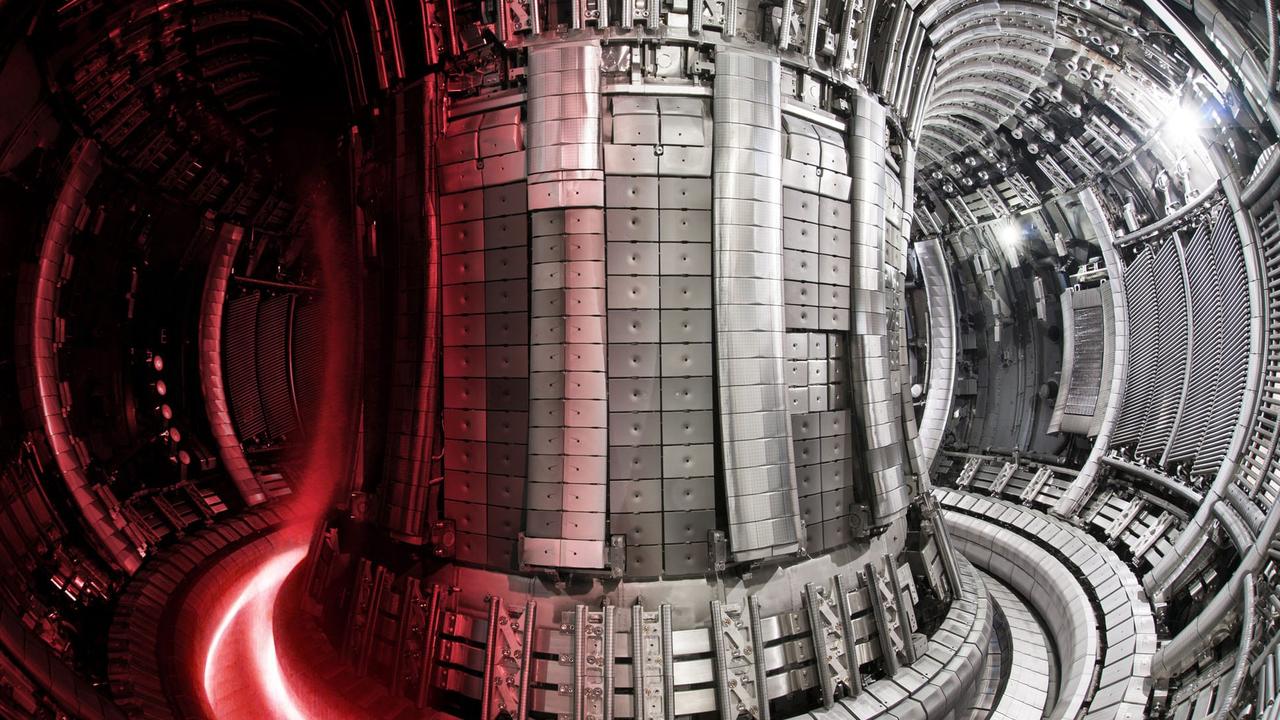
top-left (522, 41), bottom-right (610, 570)
top-left (847, 92), bottom-right (911, 528)
top-left (712, 50), bottom-right (805, 561)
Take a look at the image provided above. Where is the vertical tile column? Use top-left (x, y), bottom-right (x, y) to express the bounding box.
top-left (439, 107), bottom-right (530, 570)
top-left (603, 96), bottom-right (716, 577)
top-left (780, 113), bottom-right (858, 553)
top-left (848, 90), bottom-right (910, 529)
top-left (713, 51), bottom-right (804, 561)
top-left (522, 42), bottom-right (609, 570)
top-left (655, 99), bottom-right (715, 575)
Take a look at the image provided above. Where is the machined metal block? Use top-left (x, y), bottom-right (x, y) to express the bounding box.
top-left (663, 475), bottom-right (715, 509)
top-left (662, 443), bottom-right (714, 477)
top-left (609, 378), bottom-right (662, 412)
top-left (443, 220), bottom-right (485, 255)
top-left (785, 249), bottom-right (821, 283)
top-left (660, 343), bottom-right (712, 376)
top-left (784, 218), bottom-right (820, 252)
top-left (608, 276), bottom-right (661, 309)
top-left (663, 543), bottom-right (710, 574)
top-left (444, 314), bottom-right (485, 347)
top-left (485, 247), bottom-right (527, 280)
top-left (604, 144), bottom-right (659, 175)
top-left (607, 208), bottom-right (660, 242)
top-left (610, 411), bottom-right (662, 445)
top-left (659, 242), bottom-right (712, 275)
top-left (481, 213), bottom-right (528, 249)
top-left (613, 114), bottom-right (660, 144)
top-left (608, 309), bottom-right (660, 343)
top-left (565, 259), bottom-right (607, 288)
top-left (484, 183), bottom-right (529, 216)
top-left (784, 281), bottom-right (816, 311)
top-left (444, 346), bottom-right (486, 378)
top-left (659, 114), bottom-right (705, 146)
top-left (610, 478), bottom-right (663, 509)
top-left (486, 345), bottom-right (532, 379)
top-left (658, 209), bottom-right (714, 243)
top-left (664, 509), bottom-right (716, 543)
top-left (606, 175), bottom-right (660, 208)
top-left (488, 443), bottom-right (529, 476)
top-left (659, 276), bottom-right (713, 308)
top-left (607, 241), bottom-right (660, 275)
top-left (661, 309), bottom-right (713, 343)
top-left (526, 510), bottom-right (562, 537)
top-left (486, 279), bottom-right (528, 312)
top-left (784, 188), bottom-right (821, 222)
top-left (608, 342), bottom-right (660, 377)
top-left (657, 146), bottom-right (712, 176)
top-left (486, 313), bottom-right (529, 346)
top-left (612, 513), bottom-right (663, 546)
top-left (659, 178), bottom-right (712, 210)
top-left (661, 376), bottom-right (714, 410)
top-left (613, 96), bottom-right (659, 115)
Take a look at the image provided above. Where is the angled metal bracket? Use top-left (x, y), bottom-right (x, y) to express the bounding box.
top-left (632, 604), bottom-right (669, 720)
top-left (955, 456), bottom-right (981, 489)
top-left (709, 600), bottom-right (768, 720)
top-left (804, 581), bottom-right (857, 707)
top-left (989, 461), bottom-right (1017, 495)
top-left (481, 596), bottom-right (536, 720)
top-left (1020, 465), bottom-right (1053, 504)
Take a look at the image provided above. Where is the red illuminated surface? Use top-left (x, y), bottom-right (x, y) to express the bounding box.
top-left (202, 545), bottom-right (309, 720)
top-left (201, 179), bottom-right (362, 719)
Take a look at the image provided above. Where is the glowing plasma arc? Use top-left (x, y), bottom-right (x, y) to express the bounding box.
top-left (203, 545), bottom-right (309, 720)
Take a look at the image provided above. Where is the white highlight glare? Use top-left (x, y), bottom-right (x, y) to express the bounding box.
top-left (203, 545), bottom-right (309, 720)
top-left (998, 220), bottom-right (1022, 249)
top-left (1162, 96), bottom-right (1202, 147)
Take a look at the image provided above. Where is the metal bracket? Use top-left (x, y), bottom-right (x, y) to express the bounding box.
top-left (632, 604), bottom-right (668, 720)
top-left (571, 605), bottom-right (607, 720)
top-left (863, 563), bottom-right (904, 676)
top-left (804, 582), bottom-right (856, 708)
top-left (709, 529), bottom-right (728, 572)
top-left (955, 456), bottom-right (981, 489)
top-left (344, 559), bottom-right (390, 675)
top-left (1107, 498), bottom-right (1145, 541)
top-left (709, 600), bottom-right (768, 720)
top-left (609, 534), bottom-right (627, 578)
top-left (481, 596), bottom-right (536, 720)
top-left (1020, 465), bottom-right (1053, 504)
top-left (429, 519), bottom-right (456, 558)
top-left (1132, 512), bottom-right (1174, 560)
top-left (884, 556), bottom-right (918, 664)
top-left (989, 461), bottom-right (1017, 496)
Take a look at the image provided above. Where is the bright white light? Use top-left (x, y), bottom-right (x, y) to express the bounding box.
top-left (203, 545), bottom-right (309, 720)
top-left (998, 220), bottom-right (1022, 249)
top-left (1162, 96), bottom-right (1202, 147)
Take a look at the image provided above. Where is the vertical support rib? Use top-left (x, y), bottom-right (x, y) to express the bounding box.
top-left (523, 42), bottom-right (609, 570)
top-left (480, 595), bottom-right (504, 719)
top-left (863, 564), bottom-right (900, 676)
top-left (834, 573), bottom-right (863, 696)
top-left (915, 237), bottom-right (956, 471)
top-left (516, 601), bottom-right (537, 720)
top-left (747, 596), bottom-right (772, 720)
top-left (804, 583), bottom-right (835, 708)
top-left (573, 605), bottom-right (588, 720)
top-left (24, 140), bottom-right (144, 573)
top-left (660, 604), bottom-right (676, 719)
top-left (712, 50), bottom-right (804, 562)
top-left (848, 91), bottom-right (910, 529)
top-left (631, 606), bottom-right (647, 719)
top-left (602, 604), bottom-right (615, 720)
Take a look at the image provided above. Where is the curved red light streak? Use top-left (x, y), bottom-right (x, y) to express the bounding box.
top-left (202, 545), bottom-right (310, 720)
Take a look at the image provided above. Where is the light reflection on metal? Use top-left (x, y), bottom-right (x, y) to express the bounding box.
top-left (203, 545), bottom-right (309, 720)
